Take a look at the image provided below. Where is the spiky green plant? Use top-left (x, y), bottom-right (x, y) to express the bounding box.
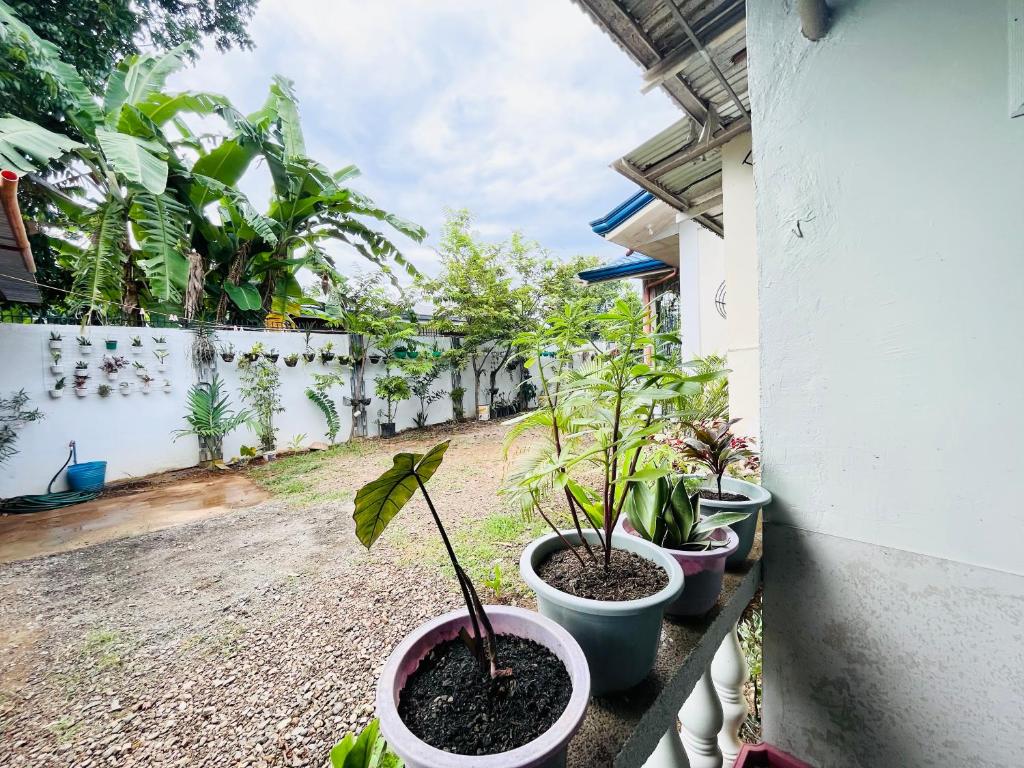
top-left (173, 374), bottom-right (252, 462)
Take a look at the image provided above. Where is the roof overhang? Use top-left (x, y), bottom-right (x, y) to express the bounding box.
top-left (0, 170), bottom-right (41, 305)
top-left (578, 251), bottom-right (674, 284)
top-left (572, 0), bottom-right (751, 234)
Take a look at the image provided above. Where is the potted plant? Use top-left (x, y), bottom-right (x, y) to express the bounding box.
top-left (355, 442), bottom-right (591, 768)
top-left (130, 335), bottom-right (143, 355)
top-left (153, 349), bottom-right (169, 371)
top-left (119, 381), bottom-right (132, 396)
top-left (220, 343), bottom-right (236, 363)
top-left (283, 352), bottom-right (299, 367)
top-left (450, 386), bottom-right (465, 422)
top-left (394, 346), bottom-right (408, 360)
top-left (104, 336), bottom-right (118, 351)
top-left (319, 342), bottom-right (335, 363)
top-left (48, 330), bottom-right (62, 350)
top-left (49, 377), bottom-right (65, 399)
top-left (100, 355), bottom-right (126, 381)
top-left (337, 354), bottom-right (351, 366)
top-left (673, 420), bottom-right (771, 567)
top-left (431, 342), bottom-right (442, 358)
top-left (74, 378), bottom-right (89, 397)
top-left (162, 379), bottom-right (172, 393)
top-left (75, 360), bottom-right (88, 374)
top-left (77, 336), bottom-right (92, 355)
top-left (406, 343), bottom-right (419, 360)
top-left (49, 350), bottom-right (63, 374)
top-left (374, 373), bottom-right (410, 438)
top-left (368, 351), bottom-right (382, 365)
top-left (302, 349), bottom-right (315, 363)
top-left (620, 473), bottom-right (750, 616)
top-left (97, 383), bottom-right (112, 398)
top-left (506, 300), bottom-right (700, 694)
top-left (140, 374), bottom-right (155, 393)
top-left (264, 347), bottom-right (280, 363)
top-left (152, 335), bottom-right (168, 350)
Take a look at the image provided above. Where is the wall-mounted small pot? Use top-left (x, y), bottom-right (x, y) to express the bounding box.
top-left (284, 356), bottom-right (299, 367)
top-left (380, 422), bottom-right (396, 438)
top-left (302, 351), bottom-right (316, 363)
top-left (244, 352), bottom-right (259, 363)
top-left (50, 364), bottom-right (63, 375)
top-left (360, 397), bottom-right (372, 407)
top-left (320, 352), bottom-right (335, 363)
top-left (264, 352), bottom-right (279, 363)
top-left (221, 352), bottom-right (235, 363)
top-left (49, 388), bottom-right (64, 399)
top-left (119, 383), bottom-right (131, 396)
top-left (394, 348), bottom-right (408, 359)
top-left (368, 354), bottom-right (382, 364)
top-left (78, 344), bottom-right (92, 356)
top-left (104, 340), bottom-right (118, 351)
top-left (48, 339), bottom-right (62, 351)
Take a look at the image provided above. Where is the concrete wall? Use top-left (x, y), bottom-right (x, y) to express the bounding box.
top-left (748, 1), bottom-right (1024, 765)
top-left (677, 219), bottom-right (727, 360)
top-left (721, 133), bottom-right (760, 439)
top-left (0, 324), bottom-right (522, 498)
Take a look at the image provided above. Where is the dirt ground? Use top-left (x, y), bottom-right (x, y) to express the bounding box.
top-left (0, 420), bottom-right (543, 768)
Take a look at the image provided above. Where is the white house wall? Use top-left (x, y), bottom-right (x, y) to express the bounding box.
top-left (749, 0), bottom-right (1024, 764)
top-left (0, 325), bottom-right (523, 498)
top-left (677, 219), bottom-right (727, 360)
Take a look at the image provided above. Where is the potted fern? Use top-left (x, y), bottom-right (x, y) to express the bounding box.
top-left (49, 377), bottom-right (65, 399)
top-left (355, 442), bottom-right (590, 767)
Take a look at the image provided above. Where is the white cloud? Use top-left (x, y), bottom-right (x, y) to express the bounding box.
top-left (169, 0), bottom-right (681, 279)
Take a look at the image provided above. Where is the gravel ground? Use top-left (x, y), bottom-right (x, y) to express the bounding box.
top-left (0, 420), bottom-right (534, 768)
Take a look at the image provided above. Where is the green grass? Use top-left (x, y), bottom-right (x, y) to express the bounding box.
top-left (247, 443), bottom-right (367, 506)
top-left (81, 628), bottom-right (127, 670)
top-left (49, 716), bottom-right (83, 744)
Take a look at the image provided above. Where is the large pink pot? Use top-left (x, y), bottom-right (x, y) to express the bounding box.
top-left (376, 605), bottom-right (591, 768)
top-left (621, 518), bottom-right (738, 617)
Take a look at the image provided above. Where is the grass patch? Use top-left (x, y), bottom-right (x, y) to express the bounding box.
top-left (81, 628), bottom-right (128, 670)
top-left (48, 716), bottom-right (83, 744)
top-left (247, 443), bottom-right (366, 506)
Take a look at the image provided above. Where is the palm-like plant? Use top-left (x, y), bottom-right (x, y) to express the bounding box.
top-left (173, 374), bottom-right (252, 463)
top-left (677, 419), bottom-right (751, 499)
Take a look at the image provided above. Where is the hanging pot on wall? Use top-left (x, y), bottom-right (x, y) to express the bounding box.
top-left (368, 354), bottom-right (382, 364)
top-left (380, 422), bottom-right (396, 438)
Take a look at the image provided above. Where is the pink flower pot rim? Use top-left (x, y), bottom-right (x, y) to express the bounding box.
top-left (377, 604), bottom-right (590, 768)
top-left (620, 518), bottom-right (740, 560)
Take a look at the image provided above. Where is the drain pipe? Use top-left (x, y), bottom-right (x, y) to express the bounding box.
top-left (798, 0), bottom-right (830, 41)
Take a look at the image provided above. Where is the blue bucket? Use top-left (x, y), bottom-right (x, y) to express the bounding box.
top-left (67, 461), bottom-right (107, 492)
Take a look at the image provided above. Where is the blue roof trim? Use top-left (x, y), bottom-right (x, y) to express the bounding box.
top-left (589, 190), bottom-right (655, 235)
top-left (578, 252), bottom-right (671, 284)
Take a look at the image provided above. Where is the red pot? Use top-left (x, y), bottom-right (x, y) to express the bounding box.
top-left (735, 743), bottom-right (814, 768)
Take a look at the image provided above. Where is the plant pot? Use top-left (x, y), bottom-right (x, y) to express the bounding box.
top-left (49, 389), bottom-right (63, 399)
top-left (689, 475), bottom-right (771, 568)
top-left (120, 385), bottom-right (131, 396)
top-left (302, 352), bottom-right (315, 363)
top-left (67, 461), bottom-right (106, 492)
top-left (431, 350), bottom-right (441, 358)
top-left (106, 371), bottom-right (118, 381)
top-left (284, 359), bottom-right (298, 367)
top-left (79, 346), bottom-right (92, 355)
top-left (360, 397), bottom-right (372, 406)
top-left (620, 518), bottom-right (738, 617)
top-left (105, 341), bottom-right (117, 350)
top-left (407, 350), bottom-right (419, 359)
top-left (50, 365), bottom-right (63, 375)
top-left (520, 529), bottom-right (684, 695)
top-left (377, 605), bottom-right (590, 768)
top-left (395, 349), bottom-right (408, 359)
top-left (157, 364), bottom-right (167, 372)
top-left (75, 388), bottom-right (88, 398)
top-left (734, 743), bottom-right (814, 768)
top-left (131, 347), bottom-right (143, 355)
top-left (162, 385), bottom-right (172, 393)
top-left (265, 354), bottom-right (279, 363)
top-left (368, 354), bottom-right (381, 364)
top-left (380, 422), bottom-right (396, 438)
top-left (221, 353), bottom-right (235, 363)
top-left (244, 353), bottom-right (259, 362)
top-left (48, 340), bottom-right (62, 350)
top-left (142, 385), bottom-right (152, 394)
top-left (321, 353), bottom-right (335, 363)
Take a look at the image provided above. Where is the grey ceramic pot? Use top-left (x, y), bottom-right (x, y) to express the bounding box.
top-left (690, 476), bottom-right (772, 568)
top-left (520, 529), bottom-right (684, 695)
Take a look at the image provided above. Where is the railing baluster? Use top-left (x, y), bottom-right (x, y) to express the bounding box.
top-left (679, 666), bottom-right (724, 768)
top-left (642, 726), bottom-right (692, 768)
top-left (711, 622), bottom-right (749, 767)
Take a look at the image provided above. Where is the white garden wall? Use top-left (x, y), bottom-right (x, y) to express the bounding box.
top-left (0, 324), bottom-right (524, 498)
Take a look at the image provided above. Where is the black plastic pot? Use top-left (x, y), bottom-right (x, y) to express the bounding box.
top-left (380, 422), bottom-right (396, 438)
top-left (244, 353), bottom-right (259, 362)
top-left (360, 397), bottom-right (372, 406)
top-left (303, 352), bottom-right (316, 363)
top-left (265, 353), bottom-right (279, 363)
top-left (221, 353), bottom-right (235, 362)
top-left (368, 354), bottom-right (381, 364)
top-left (284, 358), bottom-right (298, 367)
top-left (320, 353), bottom-right (335, 363)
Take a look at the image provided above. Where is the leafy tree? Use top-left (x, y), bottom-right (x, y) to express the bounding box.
top-left (238, 356), bottom-right (282, 452)
top-left (173, 374), bottom-right (252, 463)
top-left (1, 0), bottom-right (257, 130)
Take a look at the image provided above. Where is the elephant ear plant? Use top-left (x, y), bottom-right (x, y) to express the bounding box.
top-left (354, 442), bottom-right (589, 764)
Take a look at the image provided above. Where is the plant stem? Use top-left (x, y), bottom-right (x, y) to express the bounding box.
top-left (531, 492), bottom-right (587, 569)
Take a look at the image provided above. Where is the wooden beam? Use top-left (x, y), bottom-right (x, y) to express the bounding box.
top-left (612, 157), bottom-right (690, 211)
top-left (642, 120), bottom-right (750, 181)
top-left (664, 0), bottom-right (750, 120)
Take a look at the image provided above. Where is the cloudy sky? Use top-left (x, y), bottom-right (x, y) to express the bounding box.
top-left (169, 0), bottom-right (680, 279)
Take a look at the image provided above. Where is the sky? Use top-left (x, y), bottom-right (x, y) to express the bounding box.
top-left (168, 0), bottom-right (681, 280)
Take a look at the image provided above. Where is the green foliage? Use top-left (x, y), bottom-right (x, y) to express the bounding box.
top-left (672, 354), bottom-right (729, 423)
top-left (173, 374), bottom-right (251, 462)
top-left (353, 441), bottom-right (449, 550)
top-left (329, 718), bottom-right (402, 768)
top-left (238, 357), bottom-right (283, 453)
top-left (623, 473), bottom-right (751, 550)
top-left (677, 419), bottom-right (751, 498)
top-left (482, 563), bottom-right (504, 601)
top-left (374, 374), bottom-right (411, 424)
top-left (305, 383), bottom-right (341, 443)
top-left (0, 389), bottom-right (43, 464)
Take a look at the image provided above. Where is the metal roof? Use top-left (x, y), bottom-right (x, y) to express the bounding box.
top-left (578, 251), bottom-right (673, 284)
top-left (589, 190), bottom-right (655, 235)
top-left (572, 0), bottom-right (751, 234)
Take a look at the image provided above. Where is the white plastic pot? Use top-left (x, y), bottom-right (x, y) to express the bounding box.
top-left (75, 388), bottom-right (88, 398)
top-left (49, 389), bottom-right (63, 399)
top-left (79, 345), bottom-right (92, 356)
top-left (50, 364), bottom-right (63, 374)
top-left (48, 340), bottom-right (62, 350)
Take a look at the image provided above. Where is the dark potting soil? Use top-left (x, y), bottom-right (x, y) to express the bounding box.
top-left (699, 489), bottom-right (750, 502)
top-left (398, 634), bottom-right (571, 756)
top-left (536, 547), bottom-right (669, 601)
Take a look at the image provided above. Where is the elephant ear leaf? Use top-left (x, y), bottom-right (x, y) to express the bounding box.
top-left (353, 441), bottom-right (449, 549)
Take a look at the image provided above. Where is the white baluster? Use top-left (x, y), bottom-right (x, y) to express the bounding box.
top-left (679, 667), bottom-right (724, 768)
top-left (711, 623), bottom-right (749, 768)
top-left (642, 726), bottom-right (691, 768)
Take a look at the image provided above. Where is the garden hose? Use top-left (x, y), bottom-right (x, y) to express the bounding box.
top-left (0, 443), bottom-right (101, 514)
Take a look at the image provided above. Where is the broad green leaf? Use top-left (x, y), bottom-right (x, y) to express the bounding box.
top-left (270, 75), bottom-right (306, 160)
top-left (131, 193), bottom-right (189, 303)
top-left (138, 91), bottom-right (233, 125)
top-left (104, 44), bottom-right (189, 118)
top-left (329, 734), bottom-right (355, 768)
top-left (353, 441), bottom-right (449, 549)
top-left (96, 128), bottom-right (168, 194)
top-left (622, 466), bottom-right (670, 483)
top-left (0, 117), bottom-right (83, 173)
top-left (692, 510), bottom-right (753, 537)
top-left (669, 481), bottom-right (697, 543)
top-left (70, 199), bottom-right (126, 319)
top-left (223, 282), bottom-right (262, 311)
top-left (190, 173), bottom-right (277, 244)
top-left (191, 140), bottom-right (256, 191)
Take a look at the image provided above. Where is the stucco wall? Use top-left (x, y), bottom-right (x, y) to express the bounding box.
top-left (0, 324), bottom-right (522, 498)
top-left (749, 0), bottom-right (1024, 764)
top-left (678, 220), bottom-right (727, 359)
top-left (721, 133), bottom-right (760, 439)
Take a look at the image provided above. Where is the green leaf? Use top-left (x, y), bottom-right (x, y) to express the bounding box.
top-left (223, 282), bottom-right (262, 311)
top-left (191, 140), bottom-right (257, 191)
top-left (137, 91), bottom-right (233, 125)
top-left (96, 128), bottom-right (168, 194)
top-left (692, 510), bottom-right (753, 537)
top-left (270, 75), bottom-right (306, 160)
top-left (353, 441), bottom-right (449, 549)
top-left (329, 734), bottom-right (355, 768)
top-left (104, 44), bottom-right (189, 118)
top-left (622, 466), bottom-right (670, 483)
top-left (70, 199), bottom-right (126, 320)
top-left (669, 479), bottom-right (697, 543)
top-left (131, 193), bottom-right (189, 303)
top-left (190, 173), bottom-right (278, 244)
top-left (0, 117), bottom-right (83, 173)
